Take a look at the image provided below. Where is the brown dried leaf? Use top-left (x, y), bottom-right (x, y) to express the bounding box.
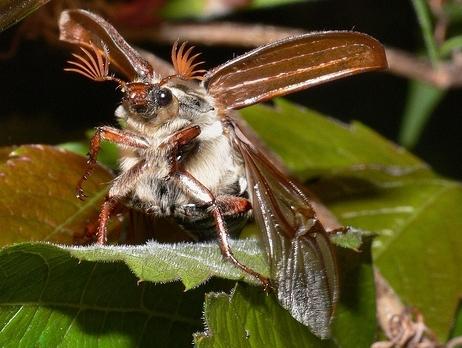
top-left (0, 145), bottom-right (113, 244)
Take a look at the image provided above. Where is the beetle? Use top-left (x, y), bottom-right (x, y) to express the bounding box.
top-left (59, 9), bottom-right (387, 338)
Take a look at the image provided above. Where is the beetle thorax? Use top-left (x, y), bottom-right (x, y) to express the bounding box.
top-left (115, 81), bottom-right (247, 213)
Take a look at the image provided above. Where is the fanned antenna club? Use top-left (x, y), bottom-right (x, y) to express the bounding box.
top-left (171, 41), bottom-right (206, 80)
top-left (65, 42), bottom-right (110, 81)
top-left (64, 42), bottom-right (125, 87)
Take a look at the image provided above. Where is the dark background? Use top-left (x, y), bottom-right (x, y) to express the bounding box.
top-left (0, 0), bottom-right (460, 179)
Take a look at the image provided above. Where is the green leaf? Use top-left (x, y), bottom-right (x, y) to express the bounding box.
top-left (195, 244), bottom-right (376, 348)
top-left (0, 236), bottom-right (372, 347)
top-left (241, 100), bottom-right (462, 340)
top-left (332, 242), bottom-right (376, 347)
top-left (411, 0), bottom-right (439, 64)
top-left (399, 80), bottom-right (446, 148)
top-left (0, 141), bottom-right (363, 290)
top-left (443, 2), bottom-right (462, 23)
top-left (196, 285), bottom-right (323, 348)
top-left (240, 99), bottom-right (424, 181)
top-left (58, 142), bottom-right (88, 157)
top-left (0, 0), bottom-right (50, 32)
top-left (66, 239), bottom-right (269, 289)
top-left (0, 243), bottom-right (224, 347)
top-left (0, 138), bottom-right (367, 291)
top-left (64, 227), bottom-right (364, 290)
top-left (0, 145), bottom-right (112, 244)
top-left (311, 167), bottom-right (462, 341)
top-left (59, 129), bottom-right (120, 170)
top-left (440, 34), bottom-right (462, 57)
top-left (2, 98), bottom-right (461, 343)
top-left (250, 0), bottom-right (304, 9)
top-left (451, 304), bottom-right (462, 338)
top-left (161, 0), bottom-right (203, 19)
top-left (161, 0), bottom-right (304, 19)
top-left (329, 227), bottom-right (369, 250)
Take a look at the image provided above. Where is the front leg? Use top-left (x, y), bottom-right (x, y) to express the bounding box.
top-left (161, 125), bottom-right (201, 150)
top-left (77, 126), bottom-right (149, 200)
top-left (93, 126), bottom-right (199, 244)
top-left (172, 170), bottom-right (270, 289)
top-left (160, 125), bottom-right (201, 172)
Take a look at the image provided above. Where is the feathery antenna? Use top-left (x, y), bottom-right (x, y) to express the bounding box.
top-left (171, 41), bottom-right (206, 80)
top-left (65, 42), bottom-right (124, 86)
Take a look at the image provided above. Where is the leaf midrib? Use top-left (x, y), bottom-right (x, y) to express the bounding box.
top-left (0, 303), bottom-right (200, 325)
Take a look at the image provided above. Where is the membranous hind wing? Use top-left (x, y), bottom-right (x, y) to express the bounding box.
top-left (233, 124), bottom-right (338, 339)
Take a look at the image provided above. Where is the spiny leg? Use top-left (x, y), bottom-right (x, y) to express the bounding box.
top-left (93, 125), bottom-right (199, 244)
top-left (160, 125), bottom-right (201, 171)
top-left (215, 195), bottom-right (252, 216)
top-left (96, 159), bottom-right (147, 244)
top-left (77, 126), bottom-right (149, 200)
top-left (179, 194), bottom-right (251, 222)
top-left (173, 170), bottom-right (271, 289)
top-left (161, 125), bottom-right (201, 149)
top-left (177, 195), bottom-right (252, 241)
top-left (96, 196), bottom-right (119, 244)
top-left (160, 125), bottom-right (269, 286)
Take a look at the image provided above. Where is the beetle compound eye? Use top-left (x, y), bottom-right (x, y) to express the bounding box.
top-left (157, 88), bottom-right (173, 107)
top-left (148, 86), bottom-right (178, 122)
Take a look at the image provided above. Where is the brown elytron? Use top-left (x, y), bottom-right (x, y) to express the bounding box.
top-left (59, 9), bottom-right (387, 339)
top-left (205, 32), bottom-right (386, 109)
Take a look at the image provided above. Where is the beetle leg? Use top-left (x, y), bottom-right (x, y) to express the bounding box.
top-left (172, 170), bottom-right (271, 289)
top-left (180, 196), bottom-right (251, 220)
top-left (326, 226), bottom-right (349, 234)
top-left (96, 196), bottom-right (119, 244)
top-left (95, 159), bottom-right (147, 244)
top-left (160, 125), bottom-right (201, 150)
top-left (161, 125), bottom-right (201, 175)
top-left (77, 126), bottom-right (149, 200)
top-left (215, 195), bottom-right (252, 216)
top-left (93, 125), bottom-right (199, 244)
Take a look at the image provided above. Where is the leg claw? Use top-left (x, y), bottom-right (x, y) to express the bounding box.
top-left (76, 187), bottom-right (87, 201)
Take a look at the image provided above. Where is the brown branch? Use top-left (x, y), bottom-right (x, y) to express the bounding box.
top-left (122, 22), bottom-right (303, 48)
top-left (123, 21), bottom-right (462, 90)
top-left (373, 270), bottom-right (441, 348)
top-left (428, 0), bottom-right (448, 45)
top-left (7, 8), bottom-right (462, 90)
top-left (385, 47), bottom-right (462, 89)
top-left (447, 336), bottom-right (462, 348)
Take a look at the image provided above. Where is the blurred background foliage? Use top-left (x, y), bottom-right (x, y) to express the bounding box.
top-left (0, 0), bottom-right (461, 180)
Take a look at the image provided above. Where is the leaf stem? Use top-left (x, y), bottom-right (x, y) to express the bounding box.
top-left (411, 0), bottom-right (439, 65)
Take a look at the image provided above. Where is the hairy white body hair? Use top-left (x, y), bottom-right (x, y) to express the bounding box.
top-left (112, 82), bottom-right (247, 213)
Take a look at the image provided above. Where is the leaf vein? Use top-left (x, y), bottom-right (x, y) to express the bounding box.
top-left (375, 183), bottom-right (458, 260)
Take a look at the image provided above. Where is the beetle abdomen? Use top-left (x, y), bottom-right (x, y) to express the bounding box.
top-left (175, 205), bottom-right (250, 240)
